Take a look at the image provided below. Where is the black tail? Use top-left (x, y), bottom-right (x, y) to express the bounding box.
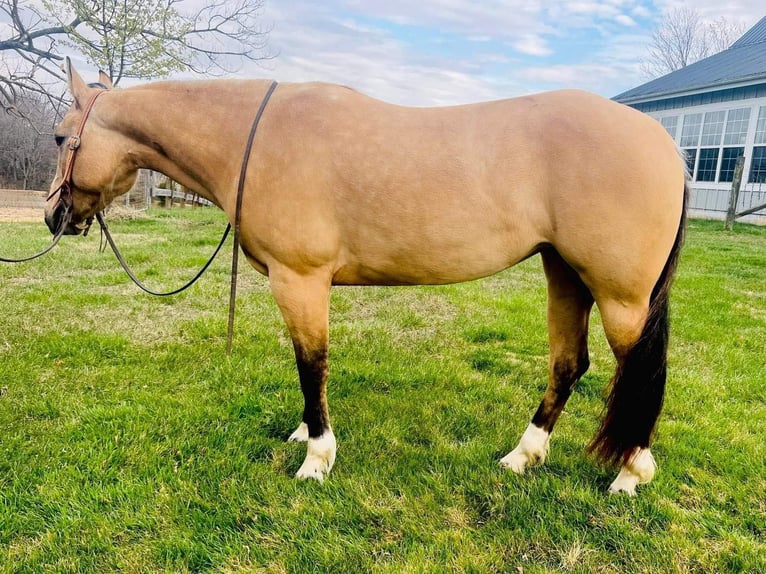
top-left (589, 181), bottom-right (689, 465)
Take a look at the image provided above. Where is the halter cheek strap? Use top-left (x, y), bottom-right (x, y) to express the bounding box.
top-left (0, 92), bottom-right (103, 262)
top-left (46, 89), bottom-right (106, 204)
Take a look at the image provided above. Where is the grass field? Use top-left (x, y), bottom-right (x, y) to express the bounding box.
top-left (0, 209), bottom-right (763, 573)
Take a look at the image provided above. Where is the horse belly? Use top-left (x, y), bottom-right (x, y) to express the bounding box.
top-left (331, 217), bottom-right (541, 286)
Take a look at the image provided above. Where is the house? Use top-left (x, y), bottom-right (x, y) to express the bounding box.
top-left (614, 15), bottom-right (766, 223)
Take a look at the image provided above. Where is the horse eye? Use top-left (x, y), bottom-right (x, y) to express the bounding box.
top-left (54, 135), bottom-right (65, 147)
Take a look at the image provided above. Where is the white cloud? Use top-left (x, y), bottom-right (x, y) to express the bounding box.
top-left (653, 0), bottom-right (762, 24)
top-left (340, 0), bottom-right (549, 38)
top-left (631, 5), bottom-right (653, 19)
top-left (253, 1), bottom-right (532, 104)
top-left (512, 34), bottom-right (552, 56)
top-left (518, 63), bottom-right (620, 87)
top-left (236, 0), bottom-right (765, 104)
top-left (614, 14), bottom-right (637, 26)
top-left (564, 2), bottom-right (619, 18)
top-left (264, 46), bottom-right (518, 106)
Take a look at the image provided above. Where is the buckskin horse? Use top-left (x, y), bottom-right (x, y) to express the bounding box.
top-left (45, 60), bottom-right (687, 494)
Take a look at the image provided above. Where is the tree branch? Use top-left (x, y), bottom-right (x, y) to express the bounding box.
top-left (1, 0), bottom-right (272, 114)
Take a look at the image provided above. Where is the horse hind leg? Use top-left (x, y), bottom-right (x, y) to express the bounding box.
top-left (590, 296), bottom-right (668, 495)
top-left (501, 248), bottom-right (593, 473)
top-left (590, 180), bottom-right (686, 494)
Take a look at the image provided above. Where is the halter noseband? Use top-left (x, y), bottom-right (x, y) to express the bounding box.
top-left (47, 89), bottom-right (106, 233)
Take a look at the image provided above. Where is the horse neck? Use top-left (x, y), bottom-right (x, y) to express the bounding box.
top-left (111, 80), bottom-right (273, 210)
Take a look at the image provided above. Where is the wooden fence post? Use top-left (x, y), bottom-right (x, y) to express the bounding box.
top-left (725, 155), bottom-right (745, 230)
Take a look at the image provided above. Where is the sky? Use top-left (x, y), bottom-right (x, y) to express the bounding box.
top-left (1, 1), bottom-right (764, 107)
top-left (246, 0), bottom-right (765, 106)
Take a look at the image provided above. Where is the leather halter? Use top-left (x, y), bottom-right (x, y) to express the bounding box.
top-left (0, 90), bottom-right (103, 262)
top-left (46, 89), bottom-right (106, 231)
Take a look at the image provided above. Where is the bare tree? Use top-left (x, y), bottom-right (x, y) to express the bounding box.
top-left (0, 93), bottom-right (57, 189)
top-left (642, 7), bottom-right (747, 79)
top-left (706, 16), bottom-right (748, 54)
top-left (0, 0), bottom-right (272, 113)
top-left (0, 0), bottom-right (74, 115)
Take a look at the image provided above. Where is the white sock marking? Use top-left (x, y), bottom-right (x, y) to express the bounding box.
top-left (608, 448), bottom-right (656, 495)
top-left (500, 423), bottom-right (551, 474)
top-left (295, 429), bottom-right (336, 481)
top-left (288, 422), bottom-right (309, 443)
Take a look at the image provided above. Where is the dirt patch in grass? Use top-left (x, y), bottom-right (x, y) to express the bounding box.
top-left (0, 207), bottom-right (44, 222)
top-left (0, 189), bottom-right (46, 222)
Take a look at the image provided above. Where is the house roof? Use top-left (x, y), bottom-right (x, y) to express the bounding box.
top-left (614, 15), bottom-right (766, 104)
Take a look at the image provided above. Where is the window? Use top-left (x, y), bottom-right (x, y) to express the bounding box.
top-left (684, 148), bottom-right (698, 178)
top-left (723, 108), bottom-right (750, 145)
top-left (755, 106), bottom-right (766, 145)
top-left (660, 116), bottom-right (678, 139)
top-left (680, 113), bottom-right (702, 147)
top-left (719, 148), bottom-right (744, 183)
top-left (678, 106), bottom-right (754, 183)
top-left (749, 147), bottom-right (766, 183)
top-left (700, 111), bottom-right (725, 146)
top-left (696, 148), bottom-right (719, 182)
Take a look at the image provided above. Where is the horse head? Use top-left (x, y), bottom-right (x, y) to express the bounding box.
top-left (45, 59), bottom-right (138, 235)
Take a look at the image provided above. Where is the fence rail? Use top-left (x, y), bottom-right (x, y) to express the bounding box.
top-left (689, 184), bottom-right (766, 224)
top-left (0, 189), bottom-right (46, 208)
top-left (151, 188), bottom-right (213, 206)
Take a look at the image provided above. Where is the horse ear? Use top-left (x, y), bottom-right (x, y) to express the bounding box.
top-left (63, 57), bottom-right (91, 109)
top-left (98, 70), bottom-right (114, 89)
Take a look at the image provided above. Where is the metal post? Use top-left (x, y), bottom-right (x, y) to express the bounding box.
top-left (725, 155), bottom-right (745, 230)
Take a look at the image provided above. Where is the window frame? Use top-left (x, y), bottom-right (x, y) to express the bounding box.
top-left (719, 147), bottom-right (745, 183)
top-left (655, 105), bottom-right (756, 184)
top-left (749, 146), bottom-right (766, 184)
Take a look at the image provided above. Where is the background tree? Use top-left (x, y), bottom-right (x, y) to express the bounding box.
top-left (0, 93), bottom-right (56, 189)
top-left (0, 0), bottom-right (270, 190)
top-left (0, 0), bottom-right (271, 114)
top-left (642, 7), bottom-right (747, 79)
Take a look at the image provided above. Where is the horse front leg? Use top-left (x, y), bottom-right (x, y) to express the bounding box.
top-left (269, 267), bottom-right (335, 481)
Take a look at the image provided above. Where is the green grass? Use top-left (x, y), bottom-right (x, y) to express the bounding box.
top-left (0, 210), bottom-right (763, 573)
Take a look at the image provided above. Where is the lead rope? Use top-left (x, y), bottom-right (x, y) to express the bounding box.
top-left (93, 81), bottom-right (277, 353)
top-left (95, 212), bottom-right (231, 296)
top-left (227, 80), bottom-right (279, 355)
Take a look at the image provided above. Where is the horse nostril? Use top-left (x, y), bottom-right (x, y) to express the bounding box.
top-left (44, 208), bottom-right (58, 234)
top-left (45, 202), bottom-right (67, 234)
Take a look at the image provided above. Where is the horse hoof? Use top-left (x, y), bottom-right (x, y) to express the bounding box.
top-left (295, 459), bottom-right (329, 481)
top-left (608, 448), bottom-right (656, 495)
top-left (500, 423), bottom-right (550, 474)
top-left (608, 467), bottom-right (641, 495)
top-left (608, 477), bottom-right (637, 496)
top-left (499, 451), bottom-right (531, 474)
top-left (294, 432), bottom-right (336, 481)
top-left (288, 422), bottom-right (309, 442)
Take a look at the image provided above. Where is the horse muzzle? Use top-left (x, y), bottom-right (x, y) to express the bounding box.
top-left (44, 200), bottom-right (81, 236)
